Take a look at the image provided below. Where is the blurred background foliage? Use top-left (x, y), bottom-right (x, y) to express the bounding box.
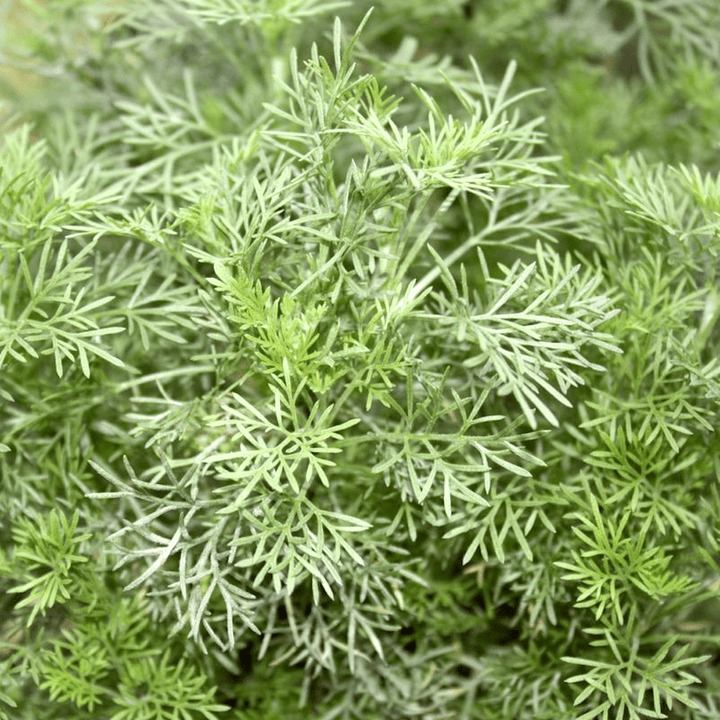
top-left (2, 0), bottom-right (719, 168)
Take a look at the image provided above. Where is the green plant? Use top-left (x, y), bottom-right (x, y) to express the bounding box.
top-left (1, 1), bottom-right (720, 718)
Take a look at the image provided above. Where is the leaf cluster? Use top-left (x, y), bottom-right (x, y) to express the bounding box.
top-left (1, 1), bottom-right (720, 719)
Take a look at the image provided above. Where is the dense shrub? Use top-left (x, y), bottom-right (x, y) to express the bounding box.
top-left (1, 1), bottom-right (719, 718)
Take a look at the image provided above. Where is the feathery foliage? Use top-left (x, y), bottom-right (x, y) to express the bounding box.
top-left (1, 0), bottom-right (720, 718)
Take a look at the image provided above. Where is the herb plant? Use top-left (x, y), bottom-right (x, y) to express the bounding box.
top-left (1, 1), bottom-right (719, 719)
